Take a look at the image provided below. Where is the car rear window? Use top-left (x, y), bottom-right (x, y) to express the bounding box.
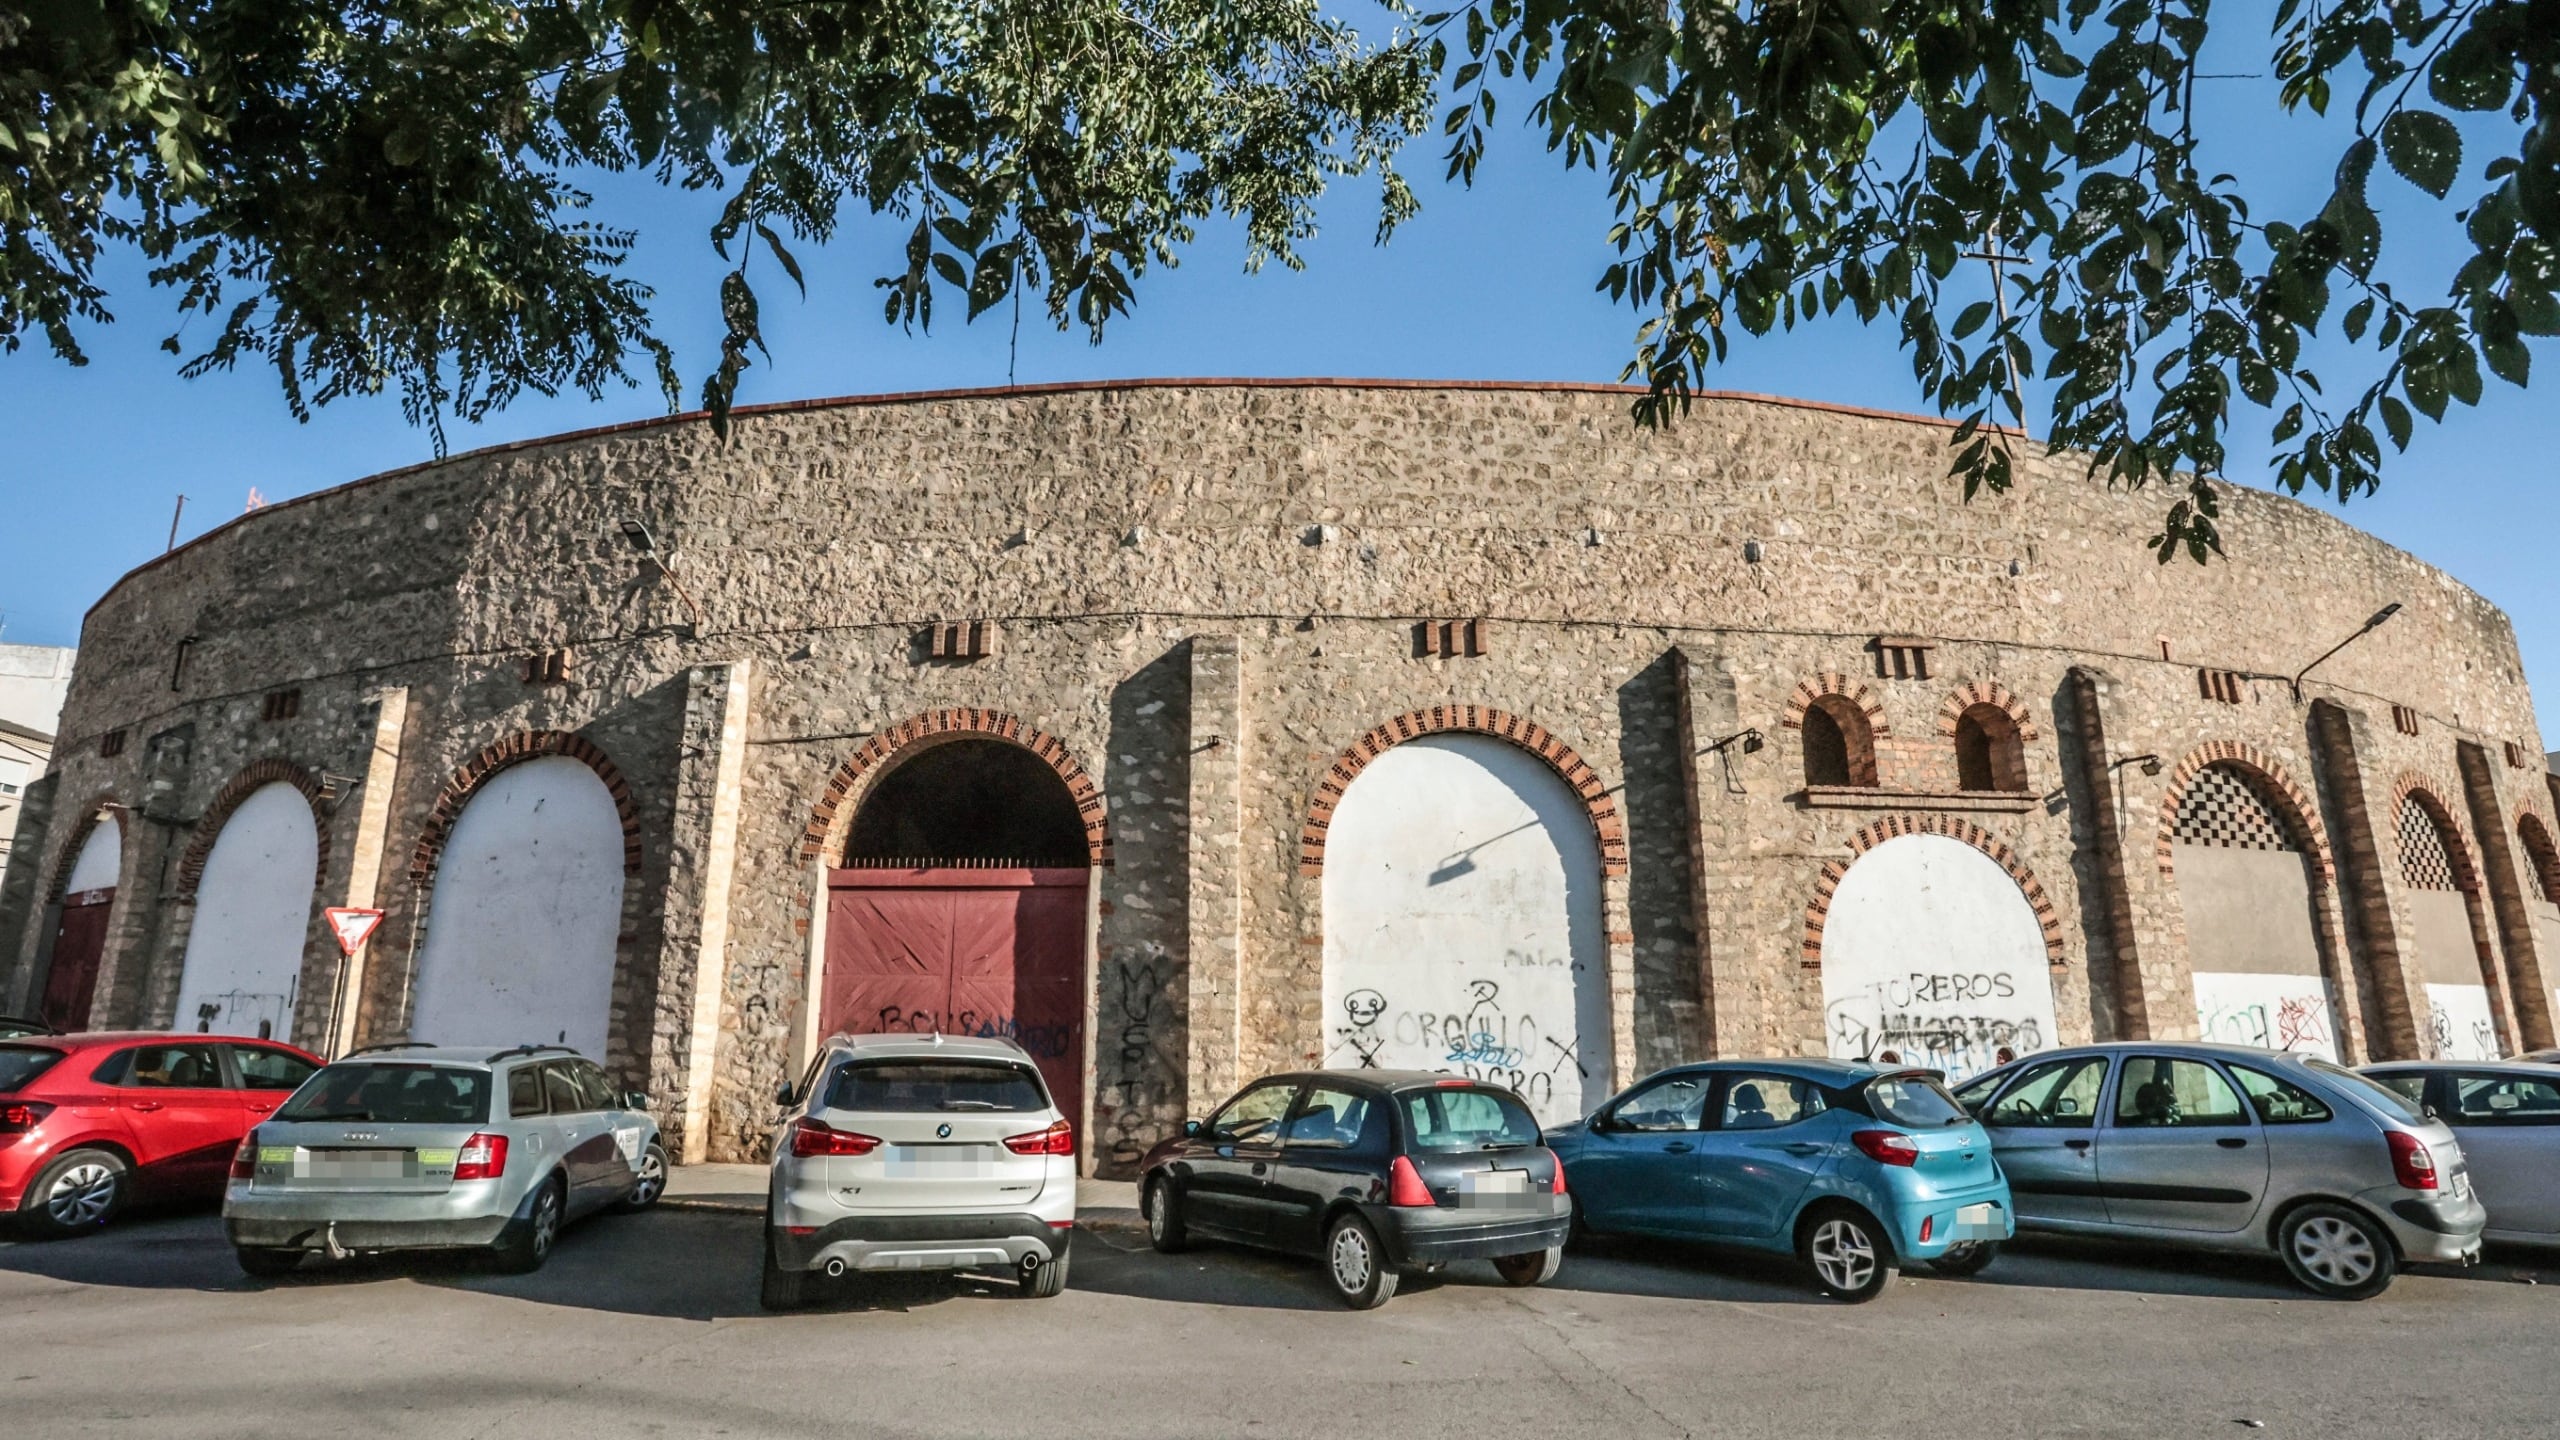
top-left (1400, 1086), bottom-right (1541, 1152)
top-left (824, 1060), bottom-right (1049, 1113)
top-left (275, 1063), bottom-right (491, 1125)
top-left (2312, 1059), bottom-right (2425, 1123)
top-left (1867, 1074), bottom-right (1970, 1127)
top-left (0, 1045), bottom-right (63, 1093)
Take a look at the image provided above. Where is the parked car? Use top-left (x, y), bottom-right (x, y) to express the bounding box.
top-left (222, 1042), bottom-right (664, 1277)
top-left (1138, 1071), bottom-right (1569, 1309)
top-left (763, 1033), bottom-right (1077, 1310)
top-left (2363, 1061), bottom-right (2560, 1247)
top-left (1549, 1060), bottom-right (2011, 1301)
top-left (1952, 1042), bottom-right (2484, 1298)
top-left (0, 1017), bottom-right (57, 1040)
top-left (1, 1031), bottom-right (321, 1237)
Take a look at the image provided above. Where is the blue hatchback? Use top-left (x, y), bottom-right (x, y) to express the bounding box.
top-left (1547, 1059), bottom-right (2015, 1301)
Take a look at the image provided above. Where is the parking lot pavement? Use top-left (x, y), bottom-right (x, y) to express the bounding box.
top-left (1, 1206), bottom-right (2552, 1440)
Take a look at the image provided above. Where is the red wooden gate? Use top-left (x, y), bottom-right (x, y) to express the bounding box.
top-left (823, 868), bottom-right (1089, 1140)
top-left (41, 888), bottom-right (113, 1031)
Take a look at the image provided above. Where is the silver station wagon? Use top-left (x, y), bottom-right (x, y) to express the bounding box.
top-left (1954, 1042), bottom-right (2484, 1298)
top-left (222, 1043), bottom-right (666, 1276)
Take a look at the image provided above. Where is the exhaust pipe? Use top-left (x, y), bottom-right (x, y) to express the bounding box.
top-left (324, 1223), bottom-right (351, 1262)
top-left (823, 1258), bottom-right (847, 1278)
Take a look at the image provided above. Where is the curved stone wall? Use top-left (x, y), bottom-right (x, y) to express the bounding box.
top-left (3, 379), bottom-right (2553, 1165)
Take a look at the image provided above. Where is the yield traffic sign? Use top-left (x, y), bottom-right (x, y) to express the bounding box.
top-left (324, 907), bottom-right (385, 956)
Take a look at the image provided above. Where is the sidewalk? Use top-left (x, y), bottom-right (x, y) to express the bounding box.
top-left (664, 1163), bottom-right (1144, 1233)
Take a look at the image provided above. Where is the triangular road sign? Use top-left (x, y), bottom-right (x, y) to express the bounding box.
top-left (324, 907), bottom-right (385, 956)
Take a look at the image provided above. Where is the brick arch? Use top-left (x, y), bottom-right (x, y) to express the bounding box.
top-left (176, 760), bottom-right (332, 898)
top-left (1934, 680), bottom-right (2039, 741)
top-left (2516, 808), bottom-right (2560, 906)
top-left (1782, 673), bottom-right (1890, 736)
top-left (1801, 815), bottom-right (2067, 969)
top-left (1298, 705), bottom-right (1628, 877)
top-left (43, 792), bottom-right (128, 903)
top-left (798, 707), bottom-right (1110, 867)
top-left (408, 730), bottom-right (643, 887)
top-left (2154, 742), bottom-right (2336, 887)
top-left (2391, 773), bottom-right (2482, 894)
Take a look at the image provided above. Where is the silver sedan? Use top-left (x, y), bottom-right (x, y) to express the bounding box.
top-left (2364, 1061), bottom-right (2560, 1247)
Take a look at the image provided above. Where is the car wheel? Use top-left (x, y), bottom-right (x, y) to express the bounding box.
top-left (1492, 1246), bottom-right (1564, 1287)
top-left (1926, 1241), bottom-right (1999, 1278)
top-left (1324, 1213), bottom-right (1399, 1310)
top-left (2278, 1202), bottom-right (2397, 1300)
top-left (234, 1246), bottom-right (302, 1279)
top-left (612, 1142), bottom-right (668, 1213)
top-left (1801, 1208), bottom-right (1896, 1303)
top-left (759, 1225), bottom-right (807, 1311)
top-left (22, 1148), bottom-right (128, 1237)
top-left (1145, 1175), bottom-right (1190, 1254)
top-left (491, 1176), bottom-right (565, 1275)
top-left (1018, 1249), bottom-right (1070, 1299)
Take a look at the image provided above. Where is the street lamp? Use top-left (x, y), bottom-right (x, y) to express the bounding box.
top-left (2292, 603), bottom-right (2402, 701)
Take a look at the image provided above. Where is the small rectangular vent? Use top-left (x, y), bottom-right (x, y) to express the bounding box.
top-left (260, 689), bottom-right (302, 722)
top-left (521, 649), bottom-right (574, 686)
top-left (2197, 669), bottom-right (2245, 705)
top-left (927, 620), bottom-right (999, 661)
top-left (2392, 704), bottom-right (2422, 737)
top-left (2506, 741), bottom-right (2531, 770)
top-left (98, 729), bottom-right (127, 759)
top-left (1414, 619), bottom-right (1486, 659)
top-left (1872, 635), bottom-right (1934, 681)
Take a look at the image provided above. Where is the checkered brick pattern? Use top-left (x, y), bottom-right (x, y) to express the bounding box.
top-left (2396, 795), bottom-right (2460, 891)
top-left (2171, 763), bottom-right (2300, 853)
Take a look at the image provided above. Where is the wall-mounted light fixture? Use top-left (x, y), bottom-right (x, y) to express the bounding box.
top-left (1742, 538), bottom-right (1765, 564)
top-left (616, 518), bottom-right (704, 631)
top-left (2291, 602), bottom-right (2401, 700)
top-left (2112, 753), bottom-right (2165, 777)
top-left (1701, 728), bottom-right (1765, 757)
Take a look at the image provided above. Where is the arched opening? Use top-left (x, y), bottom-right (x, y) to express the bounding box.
top-left (1319, 732), bottom-right (1611, 1126)
top-left (823, 738), bottom-right (1093, 1134)
top-left (2396, 791), bottom-right (2499, 1059)
top-left (1953, 704), bottom-right (2026, 792)
top-left (2171, 763), bottom-right (2338, 1058)
top-left (175, 782), bottom-right (319, 1040)
top-left (410, 755), bottom-right (628, 1058)
top-left (2522, 816), bottom-right (2560, 1045)
top-left (1819, 833), bottom-right (2059, 1082)
top-left (41, 813), bottom-right (123, 1030)
top-left (1801, 696), bottom-right (1876, 788)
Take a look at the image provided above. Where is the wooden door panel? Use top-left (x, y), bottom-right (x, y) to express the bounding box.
top-left (42, 896), bottom-right (113, 1031)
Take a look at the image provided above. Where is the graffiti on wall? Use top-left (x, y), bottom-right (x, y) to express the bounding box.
top-left (2425, 983), bottom-right (2501, 1061)
top-left (1324, 976), bottom-right (1592, 1117)
top-left (1096, 947), bottom-right (1181, 1168)
top-left (1823, 972), bottom-right (2047, 1080)
top-left (2191, 971), bottom-right (2339, 1061)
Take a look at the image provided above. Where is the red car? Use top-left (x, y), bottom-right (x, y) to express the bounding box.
top-left (1, 1032), bottom-right (322, 1237)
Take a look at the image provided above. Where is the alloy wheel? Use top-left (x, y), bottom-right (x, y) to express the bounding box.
top-left (1148, 1187), bottom-right (1168, 1243)
top-left (2290, 1214), bottom-right (2377, 1289)
top-left (630, 1150), bottom-right (666, 1206)
top-left (1330, 1223), bottom-right (1374, 1295)
top-left (44, 1161), bottom-right (117, 1228)
top-left (1810, 1219), bottom-right (1876, 1293)
top-left (531, 1189), bottom-right (562, 1259)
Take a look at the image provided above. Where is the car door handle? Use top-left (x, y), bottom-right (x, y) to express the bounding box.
top-left (1661, 1142), bottom-right (1693, 1154)
top-left (1779, 1142), bottom-right (1826, 1157)
top-left (245, 1102), bottom-right (275, 1114)
top-left (2217, 1137), bottom-right (2248, 1149)
top-left (2063, 1139), bottom-right (2092, 1152)
top-left (127, 1101), bottom-right (163, 1112)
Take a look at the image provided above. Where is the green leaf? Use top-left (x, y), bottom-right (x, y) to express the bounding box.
top-left (2379, 110), bottom-right (2461, 198)
top-left (2379, 394), bottom-right (2413, 449)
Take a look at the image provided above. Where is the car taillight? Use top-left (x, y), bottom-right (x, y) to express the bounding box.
top-left (1544, 1146), bottom-right (1568, 1195)
top-left (0, 1101), bottom-right (52, 1134)
top-left (454, 1132), bottom-right (510, 1181)
top-left (1004, 1119), bottom-right (1075, 1156)
top-left (1388, 1155), bottom-right (1435, 1207)
top-left (1851, 1130), bottom-right (1920, 1167)
top-left (788, 1117), bottom-right (881, 1158)
top-left (229, 1133), bottom-right (258, 1180)
top-left (1919, 1214), bottom-right (1934, 1243)
top-left (2387, 1131), bottom-right (2439, 1191)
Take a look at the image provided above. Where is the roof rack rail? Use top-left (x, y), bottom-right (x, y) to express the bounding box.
top-left (486, 1042), bottom-right (578, 1065)
top-left (340, 1040), bottom-right (434, 1058)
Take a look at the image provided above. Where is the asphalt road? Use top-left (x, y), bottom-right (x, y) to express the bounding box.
top-left (1, 1203), bottom-right (2552, 1440)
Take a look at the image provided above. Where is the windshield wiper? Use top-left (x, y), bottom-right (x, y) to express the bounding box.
top-left (941, 1100), bottom-right (1000, 1111)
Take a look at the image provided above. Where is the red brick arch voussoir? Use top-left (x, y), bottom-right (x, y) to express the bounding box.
top-left (1781, 673), bottom-right (1890, 736)
top-left (1297, 705), bottom-right (1628, 877)
top-left (2388, 771), bottom-right (2482, 894)
top-left (1934, 679), bottom-right (2039, 741)
top-left (176, 759), bottom-right (332, 898)
top-left (1801, 815), bottom-right (2067, 970)
top-left (43, 791), bottom-right (129, 904)
top-left (797, 707), bottom-right (1111, 867)
top-left (2153, 741), bottom-right (2337, 888)
top-left (408, 730), bottom-right (644, 887)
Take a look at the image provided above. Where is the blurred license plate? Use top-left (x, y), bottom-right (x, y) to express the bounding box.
top-left (1459, 1169), bottom-right (1531, 1209)
top-left (884, 1145), bottom-right (996, 1176)
top-left (298, 1148), bottom-right (414, 1180)
top-left (1953, 1202), bottom-right (2005, 1240)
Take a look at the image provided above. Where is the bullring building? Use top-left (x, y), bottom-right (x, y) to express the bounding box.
top-left (3, 381), bottom-right (2555, 1171)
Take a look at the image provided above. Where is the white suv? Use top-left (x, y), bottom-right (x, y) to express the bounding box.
top-left (762, 1033), bottom-right (1077, 1309)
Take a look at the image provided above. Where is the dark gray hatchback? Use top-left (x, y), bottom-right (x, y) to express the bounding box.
top-left (1136, 1071), bottom-right (1570, 1308)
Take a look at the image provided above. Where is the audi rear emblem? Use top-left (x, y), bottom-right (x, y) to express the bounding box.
top-left (936, 1123), bottom-right (952, 1139)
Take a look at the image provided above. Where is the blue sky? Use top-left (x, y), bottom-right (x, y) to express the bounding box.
top-left (3, 31), bottom-right (2553, 729)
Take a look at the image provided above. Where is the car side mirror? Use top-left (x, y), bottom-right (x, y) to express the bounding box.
top-left (1588, 1110), bottom-right (1616, 1134)
top-left (1182, 1119), bottom-right (1203, 1138)
top-left (623, 1090), bottom-right (650, 1111)
top-left (2054, 1097), bottom-right (2079, 1116)
top-left (775, 1081), bottom-right (797, 1108)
